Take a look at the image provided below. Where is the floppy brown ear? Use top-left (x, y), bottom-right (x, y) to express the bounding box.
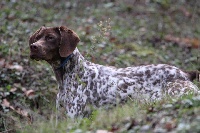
top-left (29, 26), bottom-right (45, 45)
top-left (59, 26), bottom-right (80, 57)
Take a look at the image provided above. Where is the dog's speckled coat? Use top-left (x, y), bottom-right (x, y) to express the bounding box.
top-left (54, 48), bottom-right (198, 117)
top-left (29, 26), bottom-right (199, 118)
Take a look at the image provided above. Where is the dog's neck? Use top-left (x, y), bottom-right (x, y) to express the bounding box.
top-left (48, 48), bottom-right (86, 86)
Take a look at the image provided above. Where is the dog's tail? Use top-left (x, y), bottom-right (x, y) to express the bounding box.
top-left (185, 70), bottom-right (200, 81)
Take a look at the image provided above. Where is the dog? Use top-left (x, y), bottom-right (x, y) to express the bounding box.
top-left (29, 26), bottom-right (199, 118)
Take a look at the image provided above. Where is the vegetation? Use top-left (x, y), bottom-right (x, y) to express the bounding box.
top-left (0, 0), bottom-right (200, 132)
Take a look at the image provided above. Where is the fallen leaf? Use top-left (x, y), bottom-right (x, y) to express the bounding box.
top-left (110, 125), bottom-right (119, 132)
top-left (165, 120), bottom-right (176, 131)
top-left (179, 7), bottom-right (191, 17)
top-left (13, 83), bottom-right (21, 88)
top-left (96, 130), bottom-right (113, 133)
top-left (1, 99), bottom-right (32, 122)
top-left (164, 35), bottom-right (200, 48)
top-left (25, 89), bottom-right (35, 98)
top-left (0, 58), bottom-right (5, 68)
top-left (10, 88), bottom-right (17, 92)
top-left (85, 26), bottom-right (91, 35)
top-left (2, 99), bottom-right (10, 107)
top-left (15, 107), bottom-right (29, 117)
top-left (8, 64), bottom-right (23, 71)
top-left (21, 87), bottom-right (27, 92)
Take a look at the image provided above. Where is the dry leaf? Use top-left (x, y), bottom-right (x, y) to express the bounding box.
top-left (8, 64), bottom-right (23, 71)
top-left (1, 99), bottom-right (31, 122)
top-left (25, 89), bottom-right (35, 98)
top-left (96, 130), bottom-right (113, 133)
top-left (15, 107), bottom-right (29, 117)
top-left (13, 83), bottom-right (21, 88)
top-left (164, 35), bottom-right (200, 48)
top-left (10, 88), bottom-right (17, 92)
top-left (21, 87), bottom-right (27, 92)
top-left (165, 121), bottom-right (176, 131)
top-left (2, 99), bottom-right (10, 107)
top-left (0, 58), bottom-right (5, 68)
top-left (179, 7), bottom-right (191, 17)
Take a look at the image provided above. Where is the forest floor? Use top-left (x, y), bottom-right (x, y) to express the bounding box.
top-left (1, 0), bottom-right (200, 132)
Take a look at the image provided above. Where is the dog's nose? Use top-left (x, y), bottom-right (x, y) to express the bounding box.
top-left (30, 43), bottom-right (38, 51)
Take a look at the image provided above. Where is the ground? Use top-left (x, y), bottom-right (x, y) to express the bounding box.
top-left (0, 0), bottom-right (200, 132)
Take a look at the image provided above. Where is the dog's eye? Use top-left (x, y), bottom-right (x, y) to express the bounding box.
top-left (46, 36), bottom-right (54, 41)
top-left (35, 36), bottom-right (40, 41)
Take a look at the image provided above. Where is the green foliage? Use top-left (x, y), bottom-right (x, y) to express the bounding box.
top-left (152, 0), bottom-right (172, 9)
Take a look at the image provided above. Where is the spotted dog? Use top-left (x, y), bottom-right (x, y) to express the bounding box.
top-left (29, 26), bottom-right (199, 118)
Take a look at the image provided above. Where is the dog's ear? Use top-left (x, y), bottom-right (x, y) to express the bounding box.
top-left (29, 26), bottom-right (45, 45)
top-left (58, 26), bottom-right (80, 57)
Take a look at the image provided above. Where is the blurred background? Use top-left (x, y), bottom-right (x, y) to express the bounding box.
top-left (0, 0), bottom-right (200, 132)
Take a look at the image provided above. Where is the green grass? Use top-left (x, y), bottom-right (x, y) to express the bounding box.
top-left (1, 0), bottom-right (200, 132)
top-left (19, 94), bottom-right (200, 132)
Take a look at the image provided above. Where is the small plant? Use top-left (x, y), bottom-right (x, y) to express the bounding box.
top-left (85, 18), bottom-right (112, 59)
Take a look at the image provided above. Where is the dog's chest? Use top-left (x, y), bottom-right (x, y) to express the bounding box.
top-left (61, 62), bottom-right (118, 106)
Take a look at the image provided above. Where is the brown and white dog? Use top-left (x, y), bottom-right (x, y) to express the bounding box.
top-left (29, 26), bottom-right (199, 118)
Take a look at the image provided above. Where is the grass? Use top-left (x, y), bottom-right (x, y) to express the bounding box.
top-left (1, 0), bottom-right (200, 132)
top-left (21, 103), bottom-right (142, 133)
top-left (19, 95), bottom-right (200, 132)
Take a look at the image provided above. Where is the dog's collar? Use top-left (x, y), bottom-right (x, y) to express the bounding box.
top-left (56, 54), bottom-right (73, 70)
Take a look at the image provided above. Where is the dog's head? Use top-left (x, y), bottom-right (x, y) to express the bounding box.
top-left (29, 26), bottom-right (80, 61)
